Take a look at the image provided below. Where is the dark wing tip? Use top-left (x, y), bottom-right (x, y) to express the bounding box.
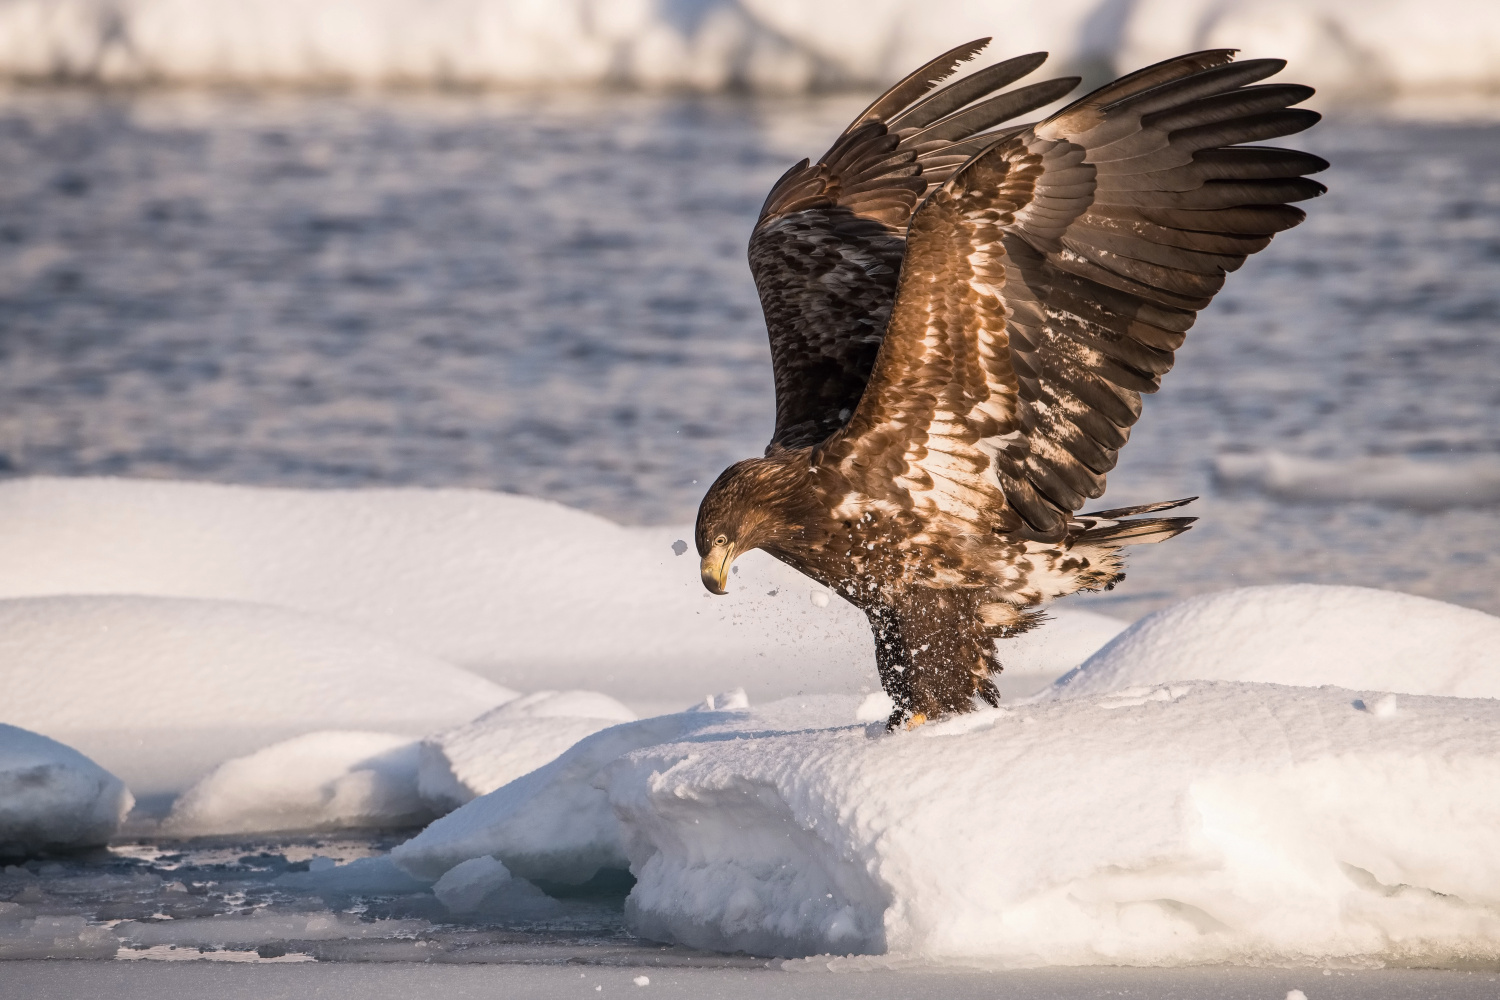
top-left (852, 37), bottom-right (994, 128)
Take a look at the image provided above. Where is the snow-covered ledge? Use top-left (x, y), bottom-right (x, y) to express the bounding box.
top-left (0, 725), bottom-right (134, 858)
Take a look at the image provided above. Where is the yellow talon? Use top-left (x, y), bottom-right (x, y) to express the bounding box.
top-left (905, 713), bottom-right (928, 731)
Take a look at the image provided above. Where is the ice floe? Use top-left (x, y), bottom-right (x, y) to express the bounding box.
top-left (1051, 585), bottom-right (1500, 701)
top-left (0, 592), bottom-right (515, 797)
top-left (417, 691), bottom-right (638, 812)
top-left (164, 731), bottom-right (432, 836)
top-left (599, 682), bottom-right (1500, 964)
top-left (0, 725), bottom-right (134, 859)
top-left (0, 0), bottom-right (1495, 96)
top-left (392, 697), bottom-right (856, 884)
top-left (0, 478), bottom-right (876, 714)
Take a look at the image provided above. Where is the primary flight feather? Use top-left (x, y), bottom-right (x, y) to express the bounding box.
top-left (696, 40), bottom-right (1326, 729)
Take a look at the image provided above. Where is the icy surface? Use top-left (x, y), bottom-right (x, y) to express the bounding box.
top-left (1052, 585), bottom-right (1500, 701)
top-left (0, 593), bottom-right (515, 796)
top-left (165, 732), bottom-right (431, 836)
top-left (607, 683), bottom-right (1500, 964)
top-left (418, 691), bottom-right (638, 811)
top-left (1214, 451), bottom-right (1500, 509)
top-left (1, 0), bottom-right (1498, 96)
top-left (0, 725), bottom-right (133, 858)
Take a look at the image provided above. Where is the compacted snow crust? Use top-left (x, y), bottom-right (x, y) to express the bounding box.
top-left (0, 0), bottom-right (1497, 97)
top-left (0, 725), bottom-right (133, 857)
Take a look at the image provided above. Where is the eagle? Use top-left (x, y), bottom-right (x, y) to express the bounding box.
top-left (694, 40), bottom-right (1325, 729)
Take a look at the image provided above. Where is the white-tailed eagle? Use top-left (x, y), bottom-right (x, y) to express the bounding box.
top-left (695, 40), bottom-right (1325, 728)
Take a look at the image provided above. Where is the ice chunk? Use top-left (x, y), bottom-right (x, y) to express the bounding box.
top-left (0, 724), bottom-right (133, 859)
top-left (1052, 585), bottom-right (1500, 701)
top-left (0, 593), bottom-right (515, 797)
top-left (605, 682), bottom-right (1500, 964)
top-left (164, 732), bottom-right (431, 836)
top-left (417, 691), bottom-right (637, 811)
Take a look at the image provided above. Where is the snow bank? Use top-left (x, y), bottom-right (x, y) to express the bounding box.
top-left (1214, 452), bottom-right (1500, 509)
top-left (0, 593), bottom-right (515, 796)
top-left (393, 696), bottom-right (856, 884)
top-left (164, 731), bottom-right (431, 836)
top-left (0, 725), bottom-right (133, 858)
top-left (0, 0), bottom-right (1495, 96)
top-left (607, 683), bottom-right (1500, 964)
top-left (1052, 585), bottom-right (1500, 701)
top-left (417, 690), bottom-right (637, 811)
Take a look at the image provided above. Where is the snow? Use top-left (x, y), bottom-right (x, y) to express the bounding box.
top-left (0, 478), bottom-right (875, 714)
top-left (390, 583), bottom-right (1500, 966)
top-left (417, 691), bottom-right (638, 811)
top-left (0, 725), bottom-right (133, 858)
top-left (0, 0), bottom-right (1495, 95)
top-left (605, 683), bottom-right (1500, 964)
top-left (1214, 451), bottom-right (1500, 509)
top-left (164, 731), bottom-right (431, 836)
top-left (0, 478), bottom-right (1117, 715)
top-left (1051, 585), bottom-right (1500, 701)
top-left (0, 592), bottom-right (516, 797)
top-left (392, 697), bottom-right (856, 884)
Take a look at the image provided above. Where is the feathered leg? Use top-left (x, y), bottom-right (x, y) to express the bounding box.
top-left (866, 604), bottom-right (917, 729)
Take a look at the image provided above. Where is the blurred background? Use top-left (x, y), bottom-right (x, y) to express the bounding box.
top-left (1, 0), bottom-right (1499, 618)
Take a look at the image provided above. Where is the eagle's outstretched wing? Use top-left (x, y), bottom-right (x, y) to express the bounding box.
top-left (751, 38), bottom-right (1080, 450)
top-left (818, 51), bottom-right (1327, 541)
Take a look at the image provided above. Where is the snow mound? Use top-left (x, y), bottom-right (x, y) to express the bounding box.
top-left (393, 696), bottom-right (857, 884)
top-left (0, 593), bottom-right (515, 796)
top-left (1214, 452), bottom-right (1500, 509)
top-left (606, 683), bottom-right (1500, 964)
top-left (1052, 585), bottom-right (1500, 701)
top-left (417, 691), bottom-right (638, 812)
top-left (0, 0), bottom-right (1495, 96)
top-left (164, 731), bottom-right (432, 836)
top-left (0, 725), bottom-right (133, 859)
top-left (0, 478), bottom-right (876, 713)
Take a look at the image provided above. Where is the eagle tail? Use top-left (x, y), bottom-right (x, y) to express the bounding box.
top-left (1071, 496), bottom-right (1197, 547)
top-left (1074, 515), bottom-right (1196, 547)
top-left (1079, 496), bottom-right (1197, 519)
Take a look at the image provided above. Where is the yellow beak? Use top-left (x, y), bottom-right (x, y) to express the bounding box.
top-left (700, 542), bottom-right (735, 595)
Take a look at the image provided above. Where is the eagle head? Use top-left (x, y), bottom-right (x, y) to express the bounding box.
top-left (695, 455), bottom-right (808, 595)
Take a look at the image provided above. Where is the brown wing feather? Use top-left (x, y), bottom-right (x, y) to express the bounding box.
top-left (751, 40), bottom-right (1080, 450)
top-left (821, 51), bottom-right (1326, 540)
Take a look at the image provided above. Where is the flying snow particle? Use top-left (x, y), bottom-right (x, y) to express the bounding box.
top-left (633, 976), bottom-right (650, 986)
top-left (810, 591), bottom-right (830, 607)
top-left (671, 540), bottom-right (688, 556)
top-left (1373, 695), bottom-right (1399, 718)
top-left (1287, 991), bottom-right (1308, 1000)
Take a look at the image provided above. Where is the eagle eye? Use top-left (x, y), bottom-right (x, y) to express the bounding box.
top-left (714, 534), bottom-right (728, 547)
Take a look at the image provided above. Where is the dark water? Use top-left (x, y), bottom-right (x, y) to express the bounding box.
top-left (1, 88), bottom-right (1499, 618)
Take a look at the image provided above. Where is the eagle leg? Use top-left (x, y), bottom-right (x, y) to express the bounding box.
top-left (871, 590), bottom-right (1001, 728)
top-left (866, 604), bottom-right (919, 731)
